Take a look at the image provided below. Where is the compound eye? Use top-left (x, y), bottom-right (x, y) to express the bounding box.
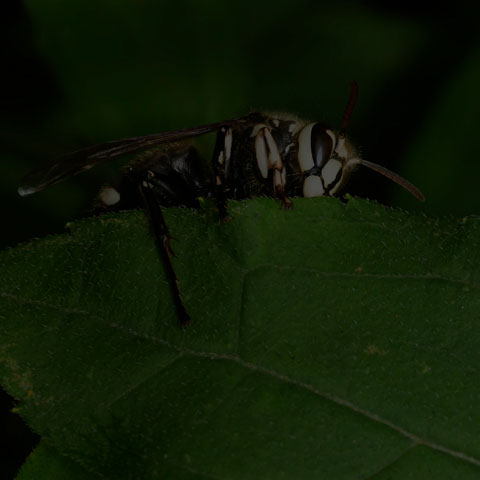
top-left (311, 123), bottom-right (335, 169)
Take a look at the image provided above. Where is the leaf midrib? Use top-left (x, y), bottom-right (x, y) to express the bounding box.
top-left (3, 287), bottom-right (480, 470)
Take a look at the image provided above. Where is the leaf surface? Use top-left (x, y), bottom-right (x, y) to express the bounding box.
top-left (2, 197), bottom-right (480, 479)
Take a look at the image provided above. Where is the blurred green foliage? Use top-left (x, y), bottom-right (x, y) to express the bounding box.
top-left (3, 0), bottom-right (480, 252)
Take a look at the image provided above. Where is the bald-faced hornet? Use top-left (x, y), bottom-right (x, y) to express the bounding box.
top-left (19, 82), bottom-right (424, 326)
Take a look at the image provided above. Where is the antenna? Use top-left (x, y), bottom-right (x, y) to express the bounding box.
top-left (356, 159), bottom-right (425, 202)
top-left (339, 81), bottom-right (424, 202)
top-left (340, 80), bottom-right (359, 136)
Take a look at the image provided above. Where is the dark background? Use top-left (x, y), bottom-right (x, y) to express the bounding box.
top-left (2, 0), bottom-right (480, 477)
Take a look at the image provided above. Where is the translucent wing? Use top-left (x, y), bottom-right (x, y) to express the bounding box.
top-left (19, 114), bottom-right (258, 196)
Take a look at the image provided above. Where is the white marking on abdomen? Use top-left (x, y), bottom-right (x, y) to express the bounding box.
top-left (100, 186), bottom-right (121, 206)
top-left (18, 186), bottom-right (37, 197)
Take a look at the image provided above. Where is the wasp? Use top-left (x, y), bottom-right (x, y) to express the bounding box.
top-left (19, 82), bottom-right (424, 326)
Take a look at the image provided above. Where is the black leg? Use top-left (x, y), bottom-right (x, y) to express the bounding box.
top-left (277, 190), bottom-right (293, 209)
top-left (139, 177), bottom-right (191, 327)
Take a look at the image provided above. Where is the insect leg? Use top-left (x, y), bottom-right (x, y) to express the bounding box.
top-left (254, 126), bottom-right (292, 209)
top-left (139, 176), bottom-right (191, 327)
top-left (212, 127), bottom-right (233, 221)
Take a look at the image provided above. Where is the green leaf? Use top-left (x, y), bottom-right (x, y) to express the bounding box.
top-left (2, 197), bottom-right (480, 479)
top-left (16, 443), bottom-right (94, 480)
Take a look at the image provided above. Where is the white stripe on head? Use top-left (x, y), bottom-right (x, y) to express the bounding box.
top-left (322, 159), bottom-right (342, 187)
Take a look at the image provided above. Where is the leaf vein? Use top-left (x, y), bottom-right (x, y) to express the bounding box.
top-left (3, 290), bottom-right (480, 468)
top-left (249, 264), bottom-right (477, 288)
top-left (360, 444), bottom-right (417, 479)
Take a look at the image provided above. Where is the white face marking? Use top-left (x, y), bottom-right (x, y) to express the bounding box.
top-left (328, 157), bottom-right (360, 195)
top-left (335, 136), bottom-right (348, 158)
top-left (321, 159), bottom-right (342, 187)
top-left (224, 128), bottom-right (232, 161)
top-left (325, 129), bottom-right (337, 151)
top-left (297, 123), bottom-right (315, 172)
top-left (273, 119), bottom-right (280, 127)
top-left (254, 130), bottom-right (269, 179)
top-left (303, 175), bottom-right (325, 197)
